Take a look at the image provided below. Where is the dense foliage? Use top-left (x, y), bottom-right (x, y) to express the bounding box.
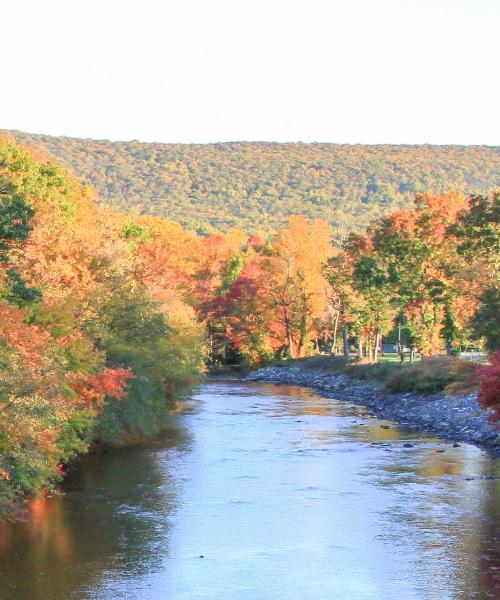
top-left (198, 191), bottom-right (498, 416)
top-left (0, 137), bottom-right (204, 511)
top-left (198, 191), bottom-right (498, 365)
top-left (5, 130), bottom-right (500, 235)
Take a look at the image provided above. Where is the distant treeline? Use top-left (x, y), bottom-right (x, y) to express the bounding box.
top-left (5, 130), bottom-right (500, 235)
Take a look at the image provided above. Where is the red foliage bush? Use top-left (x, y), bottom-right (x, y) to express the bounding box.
top-left (67, 368), bottom-right (135, 412)
top-left (477, 352), bottom-right (500, 423)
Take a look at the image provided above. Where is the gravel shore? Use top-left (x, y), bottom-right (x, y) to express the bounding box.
top-left (247, 366), bottom-right (500, 455)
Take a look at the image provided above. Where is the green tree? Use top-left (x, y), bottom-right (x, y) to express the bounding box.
top-left (472, 287), bottom-right (500, 352)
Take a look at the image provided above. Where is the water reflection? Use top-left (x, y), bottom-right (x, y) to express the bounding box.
top-left (0, 425), bottom-right (190, 600)
top-left (0, 382), bottom-right (498, 599)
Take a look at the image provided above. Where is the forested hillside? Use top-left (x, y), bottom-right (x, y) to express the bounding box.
top-left (5, 130), bottom-right (500, 234)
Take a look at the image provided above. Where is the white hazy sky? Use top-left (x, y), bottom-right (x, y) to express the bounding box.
top-left (2, 0), bottom-right (499, 144)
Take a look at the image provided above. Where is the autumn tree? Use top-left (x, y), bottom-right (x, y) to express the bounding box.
top-left (259, 217), bottom-right (332, 357)
top-left (213, 260), bottom-right (283, 363)
top-left (366, 192), bottom-right (471, 355)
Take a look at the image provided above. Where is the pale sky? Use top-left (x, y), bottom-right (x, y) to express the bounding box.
top-left (2, 0), bottom-right (499, 144)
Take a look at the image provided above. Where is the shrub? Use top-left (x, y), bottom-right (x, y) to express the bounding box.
top-left (287, 355), bottom-right (349, 374)
top-left (477, 352), bottom-right (500, 423)
top-left (385, 356), bottom-right (477, 395)
top-left (344, 361), bottom-right (397, 382)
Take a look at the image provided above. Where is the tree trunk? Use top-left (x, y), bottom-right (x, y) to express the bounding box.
top-left (283, 306), bottom-right (295, 358)
top-left (330, 309), bottom-right (339, 354)
top-left (297, 308), bottom-right (308, 357)
top-left (398, 342), bottom-right (404, 362)
top-left (374, 330), bottom-right (381, 363)
top-left (342, 327), bottom-right (350, 359)
top-left (207, 319), bottom-right (214, 365)
top-left (357, 336), bottom-right (363, 359)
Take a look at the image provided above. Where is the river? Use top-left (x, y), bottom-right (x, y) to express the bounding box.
top-left (0, 381), bottom-right (499, 599)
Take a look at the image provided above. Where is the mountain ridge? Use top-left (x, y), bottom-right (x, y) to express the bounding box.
top-left (4, 129), bottom-right (499, 234)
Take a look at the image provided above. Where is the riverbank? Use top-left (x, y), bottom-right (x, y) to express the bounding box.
top-left (247, 365), bottom-right (500, 454)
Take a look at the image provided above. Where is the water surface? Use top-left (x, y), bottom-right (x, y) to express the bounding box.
top-left (0, 382), bottom-right (499, 599)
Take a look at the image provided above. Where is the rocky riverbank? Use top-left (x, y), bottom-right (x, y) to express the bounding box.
top-left (247, 366), bottom-right (500, 454)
